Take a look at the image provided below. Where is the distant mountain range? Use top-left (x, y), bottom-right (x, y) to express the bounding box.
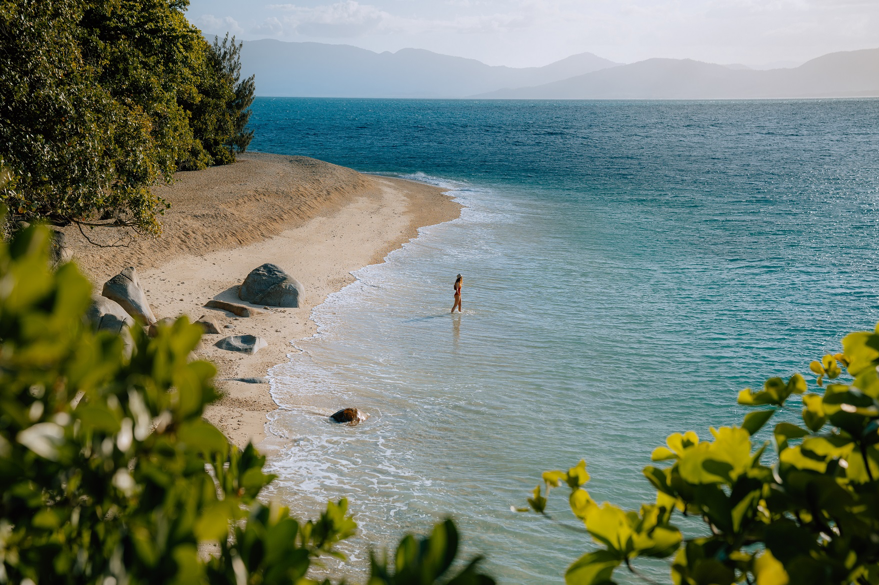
top-left (239, 41), bottom-right (879, 100)
top-left (240, 40), bottom-right (617, 98)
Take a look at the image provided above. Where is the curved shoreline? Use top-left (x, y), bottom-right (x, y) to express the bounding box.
top-left (63, 152), bottom-right (461, 447)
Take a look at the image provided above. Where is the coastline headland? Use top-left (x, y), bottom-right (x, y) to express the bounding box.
top-left (63, 152), bottom-right (460, 447)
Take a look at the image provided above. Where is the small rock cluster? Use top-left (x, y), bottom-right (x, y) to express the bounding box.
top-left (84, 263), bottom-right (308, 357)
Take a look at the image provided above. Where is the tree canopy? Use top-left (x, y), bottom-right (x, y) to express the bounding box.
top-left (0, 0), bottom-right (255, 235)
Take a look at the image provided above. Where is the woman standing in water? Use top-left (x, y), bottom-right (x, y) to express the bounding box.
top-left (451, 274), bottom-right (463, 313)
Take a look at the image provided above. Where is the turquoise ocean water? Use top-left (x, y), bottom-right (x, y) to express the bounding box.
top-left (249, 99), bottom-right (879, 583)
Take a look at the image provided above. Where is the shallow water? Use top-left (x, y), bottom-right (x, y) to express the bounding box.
top-left (250, 99), bottom-right (879, 583)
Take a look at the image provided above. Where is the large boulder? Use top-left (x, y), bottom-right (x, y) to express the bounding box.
top-left (85, 296), bottom-right (134, 357)
top-left (215, 334), bottom-right (267, 355)
top-left (239, 263), bottom-right (304, 308)
top-left (85, 295), bottom-right (134, 334)
top-left (102, 267), bottom-right (156, 324)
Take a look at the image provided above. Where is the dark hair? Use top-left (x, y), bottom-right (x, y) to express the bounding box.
top-left (454, 274), bottom-right (462, 289)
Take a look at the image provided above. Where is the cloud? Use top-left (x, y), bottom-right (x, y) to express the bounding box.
top-left (260, 1), bottom-right (387, 37)
top-left (256, 1), bottom-right (535, 38)
top-left (199, 14), bottom-right (244, 35)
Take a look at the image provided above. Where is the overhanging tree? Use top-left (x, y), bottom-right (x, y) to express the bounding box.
top-left (0, 1), bottom-right (256, 236)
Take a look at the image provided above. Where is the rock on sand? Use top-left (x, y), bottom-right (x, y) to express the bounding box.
top-left (215, 334), bottom-right (267, 355)
top-left (239, 263), bottom-right (304, 308)
top-left (102, 267), bottom-right (156, 324)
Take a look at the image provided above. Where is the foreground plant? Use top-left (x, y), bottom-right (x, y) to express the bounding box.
top-left (0, 221), bottom-right (493, 584)
top-left (523, 335), bottom-right (879, 584)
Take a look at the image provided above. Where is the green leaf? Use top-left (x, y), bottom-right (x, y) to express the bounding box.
top-left (566, 460), bottom-right (591, 488)
top-left (753, 550), bottom-right (789, 585)
top-left (585, 504), bottom-right (629, 553)
top-left (194, 502), bottom-right (233, 542)
top-left (741, 410), bottom-right (775, 436)
top-left (801, 394), bottom-right (826, 432)
top-left (737, 388), bottom-right (777, 406)
top-left (75, 404), bottom-right (121, 433)
top-left (543, 470), bottom-right (567, 487)
top-left (651, 446), bottom-right (678, 461)
top-left (32, 508), bottom-right (61, 529)
top-left (643, 466), bottom-right (674, 496)
top-left (787, 373), bottom-right (807, 395)
top-left (178, 420), bottom-right (229, 455)
top-left (565, 550), bottom-right (621, 585)
top-left (677, 427), bottom-right (753, 485)
top-left (527, 485), bottom-right (547, 514)
top-left (241, 467), bottom-right (275, 496)
top-left (773, 422), bottom-right (809, 452)
top-left (170, 544), bottom-right (203, 585)
top-left (569, 489), bottom-right (595, 520)
top-left (779, 447), bottom-right (827, 473)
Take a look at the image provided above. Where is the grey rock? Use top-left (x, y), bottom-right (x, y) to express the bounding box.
top-left (330, 408), bottom-right (368, 425)
top-left (85, 296), bottom-right (134, 356)
top-left (239, 263), bottom-right (304, 308)
top-left (215, 334), bottom-right (267, 355)
top-left (102, 267), bottom-right (156, 325)
top-left (225, 377), bottom-right (268, 384)
top-left (195, 315), bottom-right (221, 334)
top-left (205, 299), bottom-right (261, 317)
top-left (50, 230), bottom-right (73, 266)
top-left (86, 295), bottom-right (134, 334)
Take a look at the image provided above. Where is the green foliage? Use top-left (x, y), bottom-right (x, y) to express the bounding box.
top-left (0, 219), bottom-right (354, 583)
top-left (522, 335), bottom-right (879, 584)
top-left (0, 219), bottom-right (494, 584)
top-left (0, 1), bottom-right (255, 235)
top-left (181, 33), bottom-right (255, 169)
top-left (367, 519), bottom-right (495, 585)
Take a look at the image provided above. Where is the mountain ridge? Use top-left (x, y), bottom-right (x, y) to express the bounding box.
top-left (475, 48), bottom-right (879, 99)
top-left (238, 40), bottom-right (879, 100)
top-left (240, 39), bottom-right (618, 98)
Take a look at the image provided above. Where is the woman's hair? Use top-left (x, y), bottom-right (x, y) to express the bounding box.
top-left (454, 274), bottom-right (462, 289)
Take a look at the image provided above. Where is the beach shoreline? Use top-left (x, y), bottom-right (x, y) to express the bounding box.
top-left (64, 152), bottom-right (461, 448)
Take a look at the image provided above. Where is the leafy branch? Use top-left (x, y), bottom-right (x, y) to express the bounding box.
top-left (520, 341), bottom-right (879, 584)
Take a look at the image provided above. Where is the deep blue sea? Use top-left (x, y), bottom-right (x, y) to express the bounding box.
top-left (248, 98), bottom-right (879, 583)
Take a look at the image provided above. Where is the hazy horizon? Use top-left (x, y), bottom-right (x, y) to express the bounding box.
top-left (187, 0), bottom-right (879, 69)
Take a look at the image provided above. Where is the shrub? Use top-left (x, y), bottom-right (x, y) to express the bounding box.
top-left (522, 333), bottom-right (879, 584)
top-left (0, 219), bottom-right (493, 584)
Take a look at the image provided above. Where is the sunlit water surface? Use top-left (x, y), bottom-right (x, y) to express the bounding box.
top-left (249, 99), bottom-right (879, 583)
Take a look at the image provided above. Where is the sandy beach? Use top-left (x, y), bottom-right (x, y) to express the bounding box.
top-left (64, 152), bottom-right (460, 448)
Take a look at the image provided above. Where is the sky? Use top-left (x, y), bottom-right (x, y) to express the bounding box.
top-left (187, 0), bottom-right (879, 69)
